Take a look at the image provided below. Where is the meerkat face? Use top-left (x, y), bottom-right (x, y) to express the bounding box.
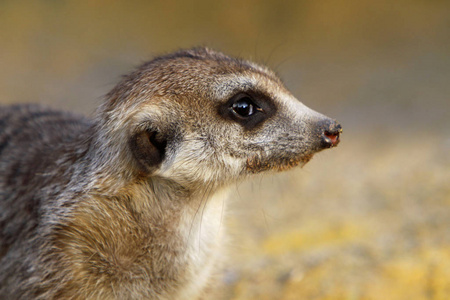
top-left (106, 48), bottom-right (341, 188)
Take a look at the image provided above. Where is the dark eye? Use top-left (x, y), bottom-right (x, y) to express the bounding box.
top-left (231, 97), bottom-right (259, 118)
top-left (218, 92), bottom-right (274, 130)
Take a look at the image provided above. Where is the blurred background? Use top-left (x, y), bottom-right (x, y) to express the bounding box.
top-left (1, 0), bottom-right (449, 299)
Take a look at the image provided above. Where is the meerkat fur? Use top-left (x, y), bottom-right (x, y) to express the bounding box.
top-left (0, 47), bottom-right (341, 299)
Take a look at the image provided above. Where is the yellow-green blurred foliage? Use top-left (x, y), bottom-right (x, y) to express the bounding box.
top-left (1, 1), bottom-right (449, 299)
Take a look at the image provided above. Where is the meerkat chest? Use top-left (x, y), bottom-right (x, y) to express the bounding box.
top-left (173, 188), bottom-right (230, 299)
top-left (53, 188), bottom-right (229, 300)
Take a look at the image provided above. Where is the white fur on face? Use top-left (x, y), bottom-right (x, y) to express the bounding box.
top-left (212, 72), bottom-right (325, 122)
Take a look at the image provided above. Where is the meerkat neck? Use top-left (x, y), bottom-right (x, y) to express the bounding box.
top-left (52, 161), bottom-right (230, 298)
top-left (113, 175), bottom-right (229, 233)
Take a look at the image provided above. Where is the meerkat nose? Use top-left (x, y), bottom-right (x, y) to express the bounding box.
top-left (322, 121), bottom-right (342, 148)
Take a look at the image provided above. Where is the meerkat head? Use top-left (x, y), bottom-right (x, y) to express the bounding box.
top-left (98, 48), bottom-right (341, 190)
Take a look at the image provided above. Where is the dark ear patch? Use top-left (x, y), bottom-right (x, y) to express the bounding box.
top-left (129, 129), bottom-right (167, 174)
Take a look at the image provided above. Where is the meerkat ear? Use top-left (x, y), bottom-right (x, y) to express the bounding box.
top-left (129, 129), bottom-right (167, 174)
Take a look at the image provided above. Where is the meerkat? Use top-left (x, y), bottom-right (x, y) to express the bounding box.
top-left (0, 47), bottom-right (341, 299)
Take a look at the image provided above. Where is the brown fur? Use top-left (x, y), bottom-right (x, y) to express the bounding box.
top-left (0, 48), bottom-right (341, 299)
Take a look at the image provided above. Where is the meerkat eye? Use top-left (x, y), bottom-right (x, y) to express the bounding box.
top-left (218, 91), bottom-right (275, 130)
top-left (231, 97), bottom-right (260, 118)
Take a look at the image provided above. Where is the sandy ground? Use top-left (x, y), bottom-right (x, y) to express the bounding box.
top-left (220, 132), bottom-right (450, 299)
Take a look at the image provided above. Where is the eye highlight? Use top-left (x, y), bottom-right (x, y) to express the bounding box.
top-left (218, 91), bottom-right (276, 130)
top-left (231, 97), bottom-right (259, 118)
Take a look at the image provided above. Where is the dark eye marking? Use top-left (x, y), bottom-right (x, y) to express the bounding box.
top-left (231, 96), bottom-right (263, 118)
top-left (218, 91), bottom-right (277, 130)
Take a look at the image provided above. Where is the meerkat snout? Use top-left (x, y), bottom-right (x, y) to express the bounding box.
top-left (0, 47), bottom-right (341, 299)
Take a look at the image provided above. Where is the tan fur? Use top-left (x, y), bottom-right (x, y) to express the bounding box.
top-left (0, 48), bottom-right (341, 299)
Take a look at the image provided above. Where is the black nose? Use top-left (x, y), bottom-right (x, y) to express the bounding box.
top-left (321, 120), bottom-right (342, 148)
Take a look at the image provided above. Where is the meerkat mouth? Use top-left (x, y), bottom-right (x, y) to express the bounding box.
top-left (246, 153), bottom-right (314, 173)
